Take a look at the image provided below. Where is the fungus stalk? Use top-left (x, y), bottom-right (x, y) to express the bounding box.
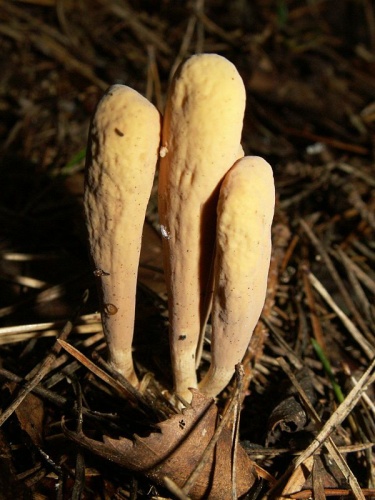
top-left (84, 85), bottom-right (160, 386)
top-left (199, 156), bottom-right (275, 398)
top-left (158, 54), bottom-right (246, 401)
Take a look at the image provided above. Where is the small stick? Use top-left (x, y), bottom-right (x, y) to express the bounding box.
top-left (280, 234), bottom-right (299, 274)
top-left (301, 262), bottom-right (327, 351)
top-left (308, 272), bottom-right (375, 359)
top-left (262, 317), bottom-right (303, 370)
top-left (277, 357), bottom-right (365, 500)
top-left (146, 44), bottom-right (163, 111)
top-left (93, 351), bottom-right (174, 420)
top-left (283, 126), bottom-right (369, 155)
top-left (69, 376), bottom-right (86, 500)
top-left (163, 476), bottom-right (190, 500)
top-left (334, 162), bottom-right (375, 187)
top-left (0, 274), bottom-right (88, 319)
top-left (334, 248), bottom-right (375, 332)
top-left (288, 487), bottom-right (375, 498)
top-left (300, 219), bottom-right (372, 341)
top-left (0, 290), bottom-right (89, 427)
top-left (0, 366), bottom-right (123, 433)
top-left (58, 340), bottom-right (142, 407)
top-left (231, 364), bottom-right (244, 500)
top-left (169, 16), bottom-right (197, 81)
top-left (194, 0), bottom-right (205, 53)
top-left (295, 357), bottom-right (375, 467)
top-left (0, 367), bottom-right (71, 408)
top-left (345, 184), bottom-right (375, 231)
top-left (336, 247), bottom-right (375, 296)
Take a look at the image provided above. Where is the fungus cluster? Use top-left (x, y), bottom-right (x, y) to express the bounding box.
top-left (84, 54), bottom-right (275, 403)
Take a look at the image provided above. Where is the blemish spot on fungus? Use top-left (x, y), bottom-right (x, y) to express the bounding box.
top-left (179, 419), bottom-right (186, 429)
top-left (115, 128), bottom-right (124, 136)
top-left (104, 303), bottom-right (118, 316)
top-left (160, 225), bottom-right (171, 240)
top-left (178, 335), bottom-right (187, 340)
top-left (159, 145), bottom-right (168, 157)
top-left (93, 269), bottom-right (110, 277)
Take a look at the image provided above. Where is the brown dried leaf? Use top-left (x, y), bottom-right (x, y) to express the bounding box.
top-left (63, 389), bottom-right (257, 499)
top-left (4, 381), bottom-right (45, 447)
top-left (15, 391), bottom-right (45, 447)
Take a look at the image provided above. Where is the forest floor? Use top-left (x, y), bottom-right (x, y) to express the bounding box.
top-left (0, 1), bottom-right (374, 499)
